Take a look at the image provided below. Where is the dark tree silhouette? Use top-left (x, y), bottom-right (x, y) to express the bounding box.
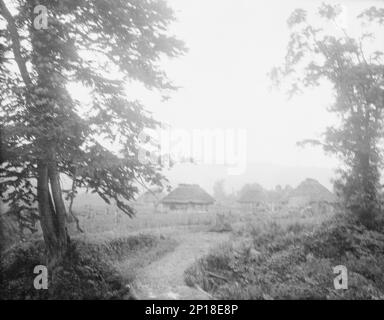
top-left (272, 4), bottom-right (384, 227)
top-left (0, 0), bottom-right (185, 267)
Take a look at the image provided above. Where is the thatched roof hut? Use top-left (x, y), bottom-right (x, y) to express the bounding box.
top-left (136, 187), bottom-right (166, 206)
top-left (287, 178), bottom-right (336, 207)
top-left (160, 184), bottom-right (214, 211)
top-left (237, 184), bottom-right (268, 212)
top-left (162, 184), bottom-right (214, 205)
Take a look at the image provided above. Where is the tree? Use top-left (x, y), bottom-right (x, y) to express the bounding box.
top-left (271, 4), bottom-right (384, 227)
top-left (0, 0), bottom-right (185, 267)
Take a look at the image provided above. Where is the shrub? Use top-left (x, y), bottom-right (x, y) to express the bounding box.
top-left (0, 234), bottom-right (160, 300)
top-left (185, 213), bottom-right (384, 299)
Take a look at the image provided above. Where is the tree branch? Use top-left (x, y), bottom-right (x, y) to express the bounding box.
top-left (0, 0), bottom-right (32, 88)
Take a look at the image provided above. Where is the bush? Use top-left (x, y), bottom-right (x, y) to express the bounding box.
top-left (185, 213), bottom-right (384, 299)
top-left (209, 213), bottom-right (233, 233)
top-left (0, 234), bottom-right (160, 300)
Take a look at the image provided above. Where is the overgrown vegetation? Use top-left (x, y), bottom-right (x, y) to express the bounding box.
top-left (272, 4), bottom-right (384, 227)
top-left (0, 234), bottom-right (176, 300)
top-left (185, 213), bottom-right (384, 299)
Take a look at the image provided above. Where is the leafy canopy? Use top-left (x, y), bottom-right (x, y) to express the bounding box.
top-left (0, 0), bottom-right (186, 226)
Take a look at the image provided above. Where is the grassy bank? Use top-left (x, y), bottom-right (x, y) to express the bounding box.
top-left (0, 234), bottom-right (176, 300)
top-left (185, 213), bottom-right (384, 299)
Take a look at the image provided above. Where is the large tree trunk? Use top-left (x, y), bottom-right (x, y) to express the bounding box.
top-left (354, 108), bottom-right (379, 227)
top-left (1, 0), bottom-right (70, 268)
top-left (37, 159), bottom-right (69, 269)
top-left (48, 160), bottom-right (70, 264)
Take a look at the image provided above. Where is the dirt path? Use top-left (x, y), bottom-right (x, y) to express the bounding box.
top-left (131, 229), bottom-right (230, 300)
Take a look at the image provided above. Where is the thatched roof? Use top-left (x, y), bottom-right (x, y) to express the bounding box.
top-left (136, 188), bottom-right (165, 204)
top-left (237, 184), bottom-right (267, 203)
top-left (288, 178), bottom-right (336, 203)
top-left (161, 184), bottom-right (215, 204)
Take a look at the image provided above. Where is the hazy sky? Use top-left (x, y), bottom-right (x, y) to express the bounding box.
top-left (70, 0), bottom-right (383, 191)
top-left (143, 0), bottom-right (381, 167)
top-left (133, 0), bottom-right (382, 191)
top-left (152, 1), bottom-right (327, 165)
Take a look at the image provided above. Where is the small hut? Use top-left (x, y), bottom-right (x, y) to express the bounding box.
top-left (237, 184), bottom-right (267, 213)
top-left (160, 184), bottom-right (215, 212)
top-left (287, 178), bottom-right (337, 209)
top-left (135, 188), bottom-right (166, 209)
top-left (266, 185), bottom-right (294, 211)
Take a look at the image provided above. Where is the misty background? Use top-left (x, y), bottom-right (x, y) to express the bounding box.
top-left (68, 0), bottom-right (383, 194)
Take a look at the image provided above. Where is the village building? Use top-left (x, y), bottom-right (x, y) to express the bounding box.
top-left (135, 187), bottom-right (166, 209)
top-left (237, 184), bottom-right (267, 213)
top-left (266, 185), bottom-right (294, 212)
top-left (286, 178), bottom-right (337, 210)
top-left (160, 184), bottom-right (215, 212)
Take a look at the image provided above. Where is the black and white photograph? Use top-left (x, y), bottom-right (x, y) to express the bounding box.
top-left (1, 0), bottom-right (384, 303)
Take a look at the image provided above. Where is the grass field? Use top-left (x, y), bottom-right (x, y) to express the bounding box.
top-left (70, 196), bottom-right (335, 236)
top-left (2, 193), bottom-right (343, 300)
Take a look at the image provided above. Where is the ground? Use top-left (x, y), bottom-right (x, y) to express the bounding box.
top-left (127, 227), bottom-right (230, 300)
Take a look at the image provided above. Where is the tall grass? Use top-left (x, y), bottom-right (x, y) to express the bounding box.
top-left (0, 234), bottom-right (176, 300)
top-left (185, 212), bottom-right (384, 300)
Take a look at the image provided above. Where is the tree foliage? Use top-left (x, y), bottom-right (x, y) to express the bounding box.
top-left (0, 0), bottom-right (185, 263)
top-left (271, 4), bottom-right (384, 227)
